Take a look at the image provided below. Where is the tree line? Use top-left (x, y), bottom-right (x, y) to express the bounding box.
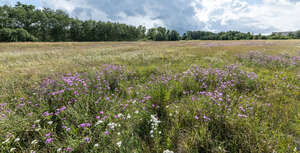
top-left (0, 2), bottom-right (300, 42)
top-left (182, 31), bottom-right (300, 40)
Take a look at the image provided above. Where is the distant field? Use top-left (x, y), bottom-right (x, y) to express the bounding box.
top-left (0, 40), bottom-right (300, 152)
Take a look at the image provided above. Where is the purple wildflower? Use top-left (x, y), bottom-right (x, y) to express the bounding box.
top-left (80, 123), bottom-right (92, 128)
top-left (238, 114), bottom-right (248, 118)
top-left (84, 137), bottom-right (90, 143)
top-left (60, 106), bottom-right (66, 111)
top-left (80, 123), bottom-right (86, 128)
top-left (45, 133), bottom-right (51, 137)
top-left (66, 146), bottom-right (72, 152)
top-left (203, 115), bottom-right (210, 121)
top-left (45, 138), bottom-right (53, 144)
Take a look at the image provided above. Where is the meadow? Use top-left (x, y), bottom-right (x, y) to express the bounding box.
top-left (0, 40), bottom-right (299, 153)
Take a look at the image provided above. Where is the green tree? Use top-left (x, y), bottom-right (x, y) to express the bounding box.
top-left (168, 30), bottom-right (180, 41)
top-left (0, 28), bottom-right (36, 41)
top-left (296, 30), bottom-right (300, 39)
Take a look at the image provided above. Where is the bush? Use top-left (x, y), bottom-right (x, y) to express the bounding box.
top-left (0, 28), bottom-right (13, 42)
top-left (0, 28), bottom-right (37, 42)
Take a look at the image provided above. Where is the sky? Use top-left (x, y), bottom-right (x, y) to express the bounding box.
top-left (1, 0), bottom-right (300, 34)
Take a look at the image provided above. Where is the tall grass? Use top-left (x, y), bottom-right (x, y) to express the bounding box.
top-left (0, 40), bottom-right (299, 152)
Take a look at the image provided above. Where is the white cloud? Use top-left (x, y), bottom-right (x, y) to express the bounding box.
top-left (248, 0), bottom-right (300, 32)
top-left (192, 0), bottom-right (300, 33)
top-left (117, 11), bottom-right (165, 28)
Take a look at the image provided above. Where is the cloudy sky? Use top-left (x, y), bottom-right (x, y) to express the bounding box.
top-left (1, 0), bottom-right (300, 34)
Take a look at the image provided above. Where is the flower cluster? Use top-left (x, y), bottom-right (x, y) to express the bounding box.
top-left (237, 51), bottom-right (300, 68)
top-left (149, 115), bottom-right (161, 138)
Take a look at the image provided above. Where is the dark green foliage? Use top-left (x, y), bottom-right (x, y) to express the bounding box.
top-left (0, 3), bottom-right (152, 42)
top-left (0, 28), bottom-right (12, 41)
top-left (296, 30), bottom-right (300, 39)
top-left (146, 27), bottom-right (180, 41)
top-left (182, 30), bottom-right (300, 40)
top-left (0, 28), bottom-right (37, 41)
top-left (184, 31), bottom-right (217, 40)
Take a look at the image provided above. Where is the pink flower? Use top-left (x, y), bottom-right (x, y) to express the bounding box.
top-left (80, 123), bottom-right (86, 128)
top-left (66, 146), bottom-right (72, 152)
top-left (45, 138), bottom-right (53, 144)
top-left (194, 115), bottom-right (199, 120)
top-left (79, 123), bottom-right (91, 128)
top-left (104, 131), bottom-right (109, 136)
top-left (45, 133), bottom-right (51, 137)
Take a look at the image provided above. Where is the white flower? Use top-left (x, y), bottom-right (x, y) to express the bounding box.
top-left (95, 120), bottom-right (103, 126)
top-left (14, 138), bottom-right (20, 142)
top-left (108, 122), bottom-right (117, 130)
top-left (94, 143), bottom-right (99, 147)
top-left (2, 138), bottom-right (10, 144)
top-left (35, 128), bottom-right (41, 132)
top-left (149, 114), bottom-right (161, 138)
top-left (10, 148), bottom-right (16, 152)
top-left (30, 150), bottom-right (36, 153)
top-left (117, 132), bottom-right (121, 136)
top-left (163, 149), bottom-right (174, 153)
top-left (34, 120), bottom-right (40, 123)
top-left (132, 100), bottom-right (136, 104)
top-left (117, 113), bottom-right (123, 118)
top-left (47, 121), bottom-right (53, 125)
top-left (135, 110), bottom-right (139, 114)
top-left (116, 141), bottom-right (122, 147)
top-left (57, 148), bottom-right (62, 152)
top-left (127, 114), bottom-right (131, 119)
top-left (31, 140), bottom-right (38, 145)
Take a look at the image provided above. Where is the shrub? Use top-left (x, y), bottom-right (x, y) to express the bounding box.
top-left (0, 28), bottom-right (37, 42)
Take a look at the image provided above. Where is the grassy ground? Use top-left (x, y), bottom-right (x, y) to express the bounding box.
top-left (0, 40), bottom-right (300, 152)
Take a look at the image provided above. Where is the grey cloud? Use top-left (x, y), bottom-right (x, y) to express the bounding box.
top-left (41, 0), bottom-right (199, 33)
top-left (76, 0), bottom-right (197, 33)
top-left (38, 0), bottom-right (300, 34)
